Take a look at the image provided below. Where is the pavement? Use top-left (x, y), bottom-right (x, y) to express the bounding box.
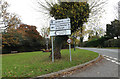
top-left (65, 47), bottom-right (119, 78)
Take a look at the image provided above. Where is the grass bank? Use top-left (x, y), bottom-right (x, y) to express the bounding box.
top-left (2, 48), bottom-right (98, 77)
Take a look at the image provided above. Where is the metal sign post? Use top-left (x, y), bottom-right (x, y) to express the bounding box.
top-left (47, 38), bottom-right (48, 50)
top-left (67, 37), bottom-right (72, 61)
top-left (45, 34), bottom-right (49, 50)
top-left (51, 37), bottom-right (54, 62)
top-left (69, 42), bottom-right (72, 61)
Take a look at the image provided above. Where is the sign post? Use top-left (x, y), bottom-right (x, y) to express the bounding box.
top-left (51, 37), bottom-right (54, 62)
top-left (50, 18), bottom-right (71, 62)
top-left (67, 37), bottom-right (72, 61)
top-left (45, 34), bottom-right (49, 50)
top-left (69, 42), bottom-right (72, 61)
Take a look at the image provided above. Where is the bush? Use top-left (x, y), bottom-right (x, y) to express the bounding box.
top-left (104, 39), bottom-right (120, 47)
top-left (83, 38), bottom-right (99, 47)
top-left (83, 36), bottom-right (111, 47)
top-left (2, 25), bottom-right (46, 54)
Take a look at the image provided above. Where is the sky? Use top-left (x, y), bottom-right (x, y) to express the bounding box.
top-left (5, 0), bottom-right (120, 36)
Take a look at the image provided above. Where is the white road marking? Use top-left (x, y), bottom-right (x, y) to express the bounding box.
top-left (105, 58), bottom-right (110, 61)
top-left (109, 56), bottom-right (113, 59)
top-left (115, 62), bottom-right (120, 65)
top-left (111, 60), bottom-right (116, 63)
top-left (113, 58), bottom-right (117, 60)
top-left (103, 55), bottom-right (120, 65)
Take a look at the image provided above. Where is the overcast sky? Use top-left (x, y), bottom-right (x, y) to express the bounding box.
top-left (6, 0), bottom-right (120, 35)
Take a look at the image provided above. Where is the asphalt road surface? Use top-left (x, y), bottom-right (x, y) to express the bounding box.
top-left (65, 47), bottom-right (120, 78)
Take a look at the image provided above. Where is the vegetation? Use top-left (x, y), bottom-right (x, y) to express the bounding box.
top-left (2, 24), bottom-right (45, 54)
top-left (82, 19), bottom-right (120, 48)
top-left (106, 19), bottom-right (120, 39)
top-left (49, 2), bottom-right (90, 59)
top-left (83, 36), bottom-right (110, 47)
top-left (2, 48), bottom-right (99, 77)
top-left (1, 1), bottom-right (46, 54)
top-left (104, 39), bottom-right (120, 47)
top-left (0, 0), bottom-right (21, 31)
top-left (35, 0), bottom-right (107, 59)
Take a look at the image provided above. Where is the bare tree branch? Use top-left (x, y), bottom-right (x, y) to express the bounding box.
top-left (37, 0), bottom-right (51, 11)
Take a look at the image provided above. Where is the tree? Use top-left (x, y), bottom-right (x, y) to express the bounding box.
top-left (40, 27), bottom-right (50, 38)
top-left (49, 2), bottom-right (90, 59)
top-left (106, 19), bottom-right (120, 39)
top-left (82, 0), bottom-right (107, 43)
top-left (0, 0), bottom-right (21, 32)
top-left (112, 1), bottom-right (120, 20)
top-left (118, 1), bottom-right (120, 20)
top-left (34, 0), bottom-right (107, 59)
top-left (87, 26), bottom-right (105, 40)
top-left (2, 24), bottom-right (45, 54)
top-left (17, 24), bottom-right (45, 51)
top-left (2, 29), bottom-right (23, 53)
top-left (75, 25), bottom-right (87, 46)
top-left (75, 24), bottom-right (105, 46)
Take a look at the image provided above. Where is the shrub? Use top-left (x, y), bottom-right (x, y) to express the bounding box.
top-left (83, 36), bottom-right (111, 47)
top-left (104, 39), bottom-right (120, 47)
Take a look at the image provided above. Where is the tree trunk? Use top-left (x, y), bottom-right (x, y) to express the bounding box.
top-left (79, 27), bottom-right (83, 47)
top-left (49, 36), bottom-right (67, 59)
top-left (79, 37), bottom-right (83, 47)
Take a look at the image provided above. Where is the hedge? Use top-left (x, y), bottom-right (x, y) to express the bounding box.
top-left (104, 39), bottom-right (120, 47)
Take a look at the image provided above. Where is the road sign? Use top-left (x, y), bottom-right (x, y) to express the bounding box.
top-left (50, 18), bottom-right (71, 62)
top-left (67, 38), bottom-right (72, 44)
top-left (50, 30), bottom-right (71, 36)
top-left (50, 23), bottom-right (71, 31)
top-left (50, 18), bottom-right (71, 36)
top-left (50, 18), bottom-right (70, 25)
top-left (50, 18), bottom-right (71, 31)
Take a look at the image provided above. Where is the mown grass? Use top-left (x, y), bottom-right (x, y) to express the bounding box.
top-left (2, 48), bottom-right (98, 77)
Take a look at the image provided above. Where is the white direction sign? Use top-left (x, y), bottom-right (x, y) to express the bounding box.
top-left (50, 18), bottom-right (70, 25)
top-left (50, 23), bottom-right (71, 31)
top-left (50, 30), bottom-right (71, 36)
top-left (50, 18), bottom-right (71, 36)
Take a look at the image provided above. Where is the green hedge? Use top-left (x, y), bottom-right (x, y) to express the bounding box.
top-left (83, 38), bottom-right (99, 47)
top-left (83, 36), bottom-right (111, 47)
top-left (104, 39), bottom-right (120, 47)
top-left (83, 36), bottom-right (120, 47)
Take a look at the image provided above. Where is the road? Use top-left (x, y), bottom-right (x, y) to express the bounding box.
top-left (65, 47), bottom-right (120, 78)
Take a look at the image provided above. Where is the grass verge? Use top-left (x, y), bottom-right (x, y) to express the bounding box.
top-left (2, 48), bottom-right (98, 77)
